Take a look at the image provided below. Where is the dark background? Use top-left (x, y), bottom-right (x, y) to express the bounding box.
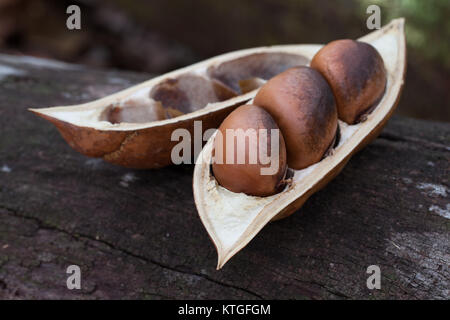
top-left (0, 0), bottom-right (448, 122)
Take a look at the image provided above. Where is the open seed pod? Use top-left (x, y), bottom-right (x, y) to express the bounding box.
top-left (30, 49), bottom-right (308, 168)
top-left (193, 19), bottom-right (406, 269)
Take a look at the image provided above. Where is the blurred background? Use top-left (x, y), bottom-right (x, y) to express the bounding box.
top-left (0, 0), bottom-right (448, 122)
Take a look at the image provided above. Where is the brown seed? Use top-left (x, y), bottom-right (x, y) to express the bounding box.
top-left (212, 104), bottom-right (287, 197)
top-left (311, 39), bottom-right (386, 124)
top-left (254, 66), bottom-right (338, 170)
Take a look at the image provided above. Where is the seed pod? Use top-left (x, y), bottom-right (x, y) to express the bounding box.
top-left (311, 39), bottom-right (387, 124)
top-left (254, 66), bottom-right (338, 170)
top-left (193, 19), bottom-right (406, 269)
top-left (31, 52), bottom-right (307, 168)
top-left (212, 104), bottom-right (287, 197)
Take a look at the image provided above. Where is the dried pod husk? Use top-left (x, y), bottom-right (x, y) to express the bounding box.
top-left (311, 39), bottom-right (387, 124)
top-left (254, 66), bottom-right (338, 169)
top-left (212, 104), bottom-right (287, 197)
top-left (193, 19), bottom-right (406, 269)
top-left (31, 50), bottom-right (307, 168)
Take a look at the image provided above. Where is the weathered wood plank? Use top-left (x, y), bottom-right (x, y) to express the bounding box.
top-left (0, 54), bottom-right (448, 299)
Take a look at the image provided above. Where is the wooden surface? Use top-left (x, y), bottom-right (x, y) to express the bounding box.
top-left (0, 54), bottom-right (448, 299)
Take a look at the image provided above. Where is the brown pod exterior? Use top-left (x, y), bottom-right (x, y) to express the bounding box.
top-left (254, 66), bottom-right (338, 170)
top-left (311, 39), bottom-right (387, 124)
top-left (212, 105), bottom-right (287, 197)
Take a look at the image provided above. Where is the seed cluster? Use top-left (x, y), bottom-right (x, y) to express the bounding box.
top-left (213, 39), bottom-right (386, 197)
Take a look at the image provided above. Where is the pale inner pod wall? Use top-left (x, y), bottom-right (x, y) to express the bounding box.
top-left (193, 19), bottom-right (405, 269)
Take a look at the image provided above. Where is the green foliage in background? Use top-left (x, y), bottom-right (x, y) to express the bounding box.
top-left (361, 0), bottom-right (450, 69)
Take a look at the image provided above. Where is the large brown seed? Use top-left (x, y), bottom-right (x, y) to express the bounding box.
top-left (311, 39), bottom-right (387, 124)
top-left (254, 66), bottom-right (338, 170)
top-left (212, 104), bottom-right (287, 197)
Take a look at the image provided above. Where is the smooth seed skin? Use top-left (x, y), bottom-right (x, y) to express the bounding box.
top-left (212, 105), bottom-right (287, 197)
top-left (254, 66), bottom-right (338, 170)
top-left (311, 39), bottom-right (386, 124)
